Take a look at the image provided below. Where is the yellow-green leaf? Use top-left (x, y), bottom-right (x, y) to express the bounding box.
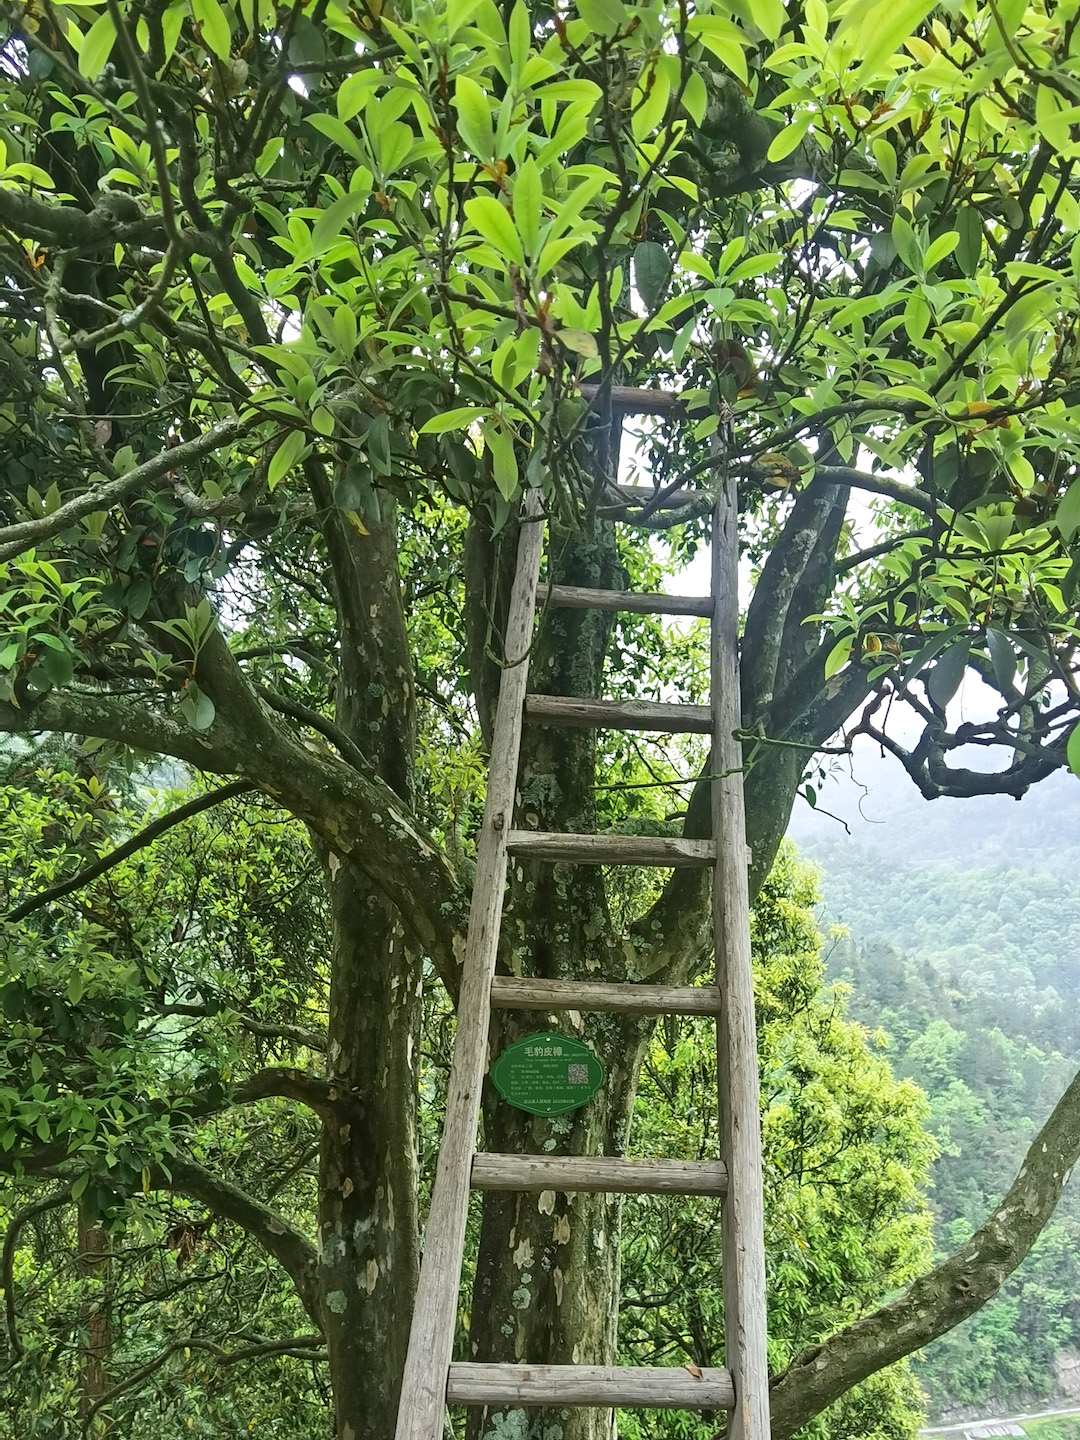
top-left (268, 429), bottom-right (310, 489)
top-left (192, 0), bottom-right (232, 60)
top-left (555, 328), bottom-right (599, 359)
top-left (463, 196), bottom-right (524, 266)
top-left (78, 11), bottom-right (118, 78)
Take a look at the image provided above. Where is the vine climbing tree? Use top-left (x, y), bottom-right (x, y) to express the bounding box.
top-left (2, 0), bottom-right (1080, 1436)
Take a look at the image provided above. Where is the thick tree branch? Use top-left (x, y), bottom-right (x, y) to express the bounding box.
top-left (864, 715), bottom-right (1066, 798)
top-left (233, 1066), bottom-right (338, 1119)
top-left (808, 466), bottom-right (936, 516)
top-left (767, 1064), bottom-right (1080, 1439)
top-left (0, 188), bottom-right (132, 247)
top-left (0, 687), bottom-right (466, 983)
top-left (0, 418), bottom-right (245, 562)
top-left (743, 482), bottom-right (843, 714)
top-left (151, 1154), bottom-right (322, 1324)
top-left (254, 684), bottom-right (368, 772)
top-left (6, 780), bottom-right (253, 922)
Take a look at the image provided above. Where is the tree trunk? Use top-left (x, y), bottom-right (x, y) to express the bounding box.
top-left (319, 879), bottom-right (422, 1440)
top-left (465, 1014), bottom-right (653, 1440)
top-left (76, 1203), bottom-right (111, 1422)
top-left (311, 499), bottom-right (421, 1440)
top-left (465, 520), bottom-right (657, 1440)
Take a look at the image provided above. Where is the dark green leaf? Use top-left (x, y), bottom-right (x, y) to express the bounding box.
top-left (634, 242), bottom-right (671, 311)
top-left (985, 628), bottom-right (1016, 695)
top-left (956, 206), bottom-right (982, 277)
top-left (926, 640), bottom-right (969, 709)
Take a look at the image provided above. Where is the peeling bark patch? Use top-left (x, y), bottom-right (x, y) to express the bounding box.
top-left (361, 1259), bottom-right (379, 1294)
top-left (537, 1190), bottom-right (555, 1215)
top-left (513, 1238), bottom-right (532, 1268)
top-left (552, 1214), bottom-right (571, 1245)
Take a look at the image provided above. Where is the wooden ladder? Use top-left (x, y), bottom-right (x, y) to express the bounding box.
top-left (394, 473), bottom-right (769, 1440)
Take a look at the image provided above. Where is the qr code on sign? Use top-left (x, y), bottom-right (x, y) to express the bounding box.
top-left (567, 1064), bottom-right (588, 1085)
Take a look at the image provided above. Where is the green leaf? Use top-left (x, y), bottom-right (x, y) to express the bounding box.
top-left (484, 420), bottom-right (518, 503)
top-left (513, 157), bottom-right (542, 258)
top-left (824, 636), bottom-right (853, 680)
top-left (634, 241), bottom-right (671, 310)
top-left (872, 138), bottom-right (897, 187)
top-left (851, 0), bottom-right (937, 76)
top-left (192, 0), bottom-right (232, 59)
top-left (419, 407), bottom-right (489, 434)
top-left (577, 0), bottom-right (625, 36)
top-left (312, 191), bottom-right (367, 253)
top-left (40, 648), bottom-right (73, 688)
top-left (268, 429), bottom-right (310, 489)
top-left (78, 11), bottom-right (117, 78)
top-left (727, 253), bottom-right (782, 283)
top-left (956, 207), bottom-right (983, 278)
top-left (986, 628), bottom-right (1016, 695)
top-left (305, 115), bottom-right (368, 165)
top-left (767, 113), bottom-right (811, 165)
top-left (691, 15), bottom-right (749, 84)
top-left (892, 214), bottom-right (922, 273)
top-left (1069, 722), bottom-right (1080, 779)
top-left (555, 328), bottom-right (599, 359)
top-left (454, 75), bottom-right (495, 160)
top-left (926, 640), bottom-right (969, 710)
top-left (180, 680), bottom-right (216, 731)
top-left (1056, 477), bottom-right (1080, 542)
top-left (754, 0), bottom-right (786, 41)
top-left (463, 197), bottom-right (524, 266)
top-left (924, 231), bottom-right (959, 270)
top-left (337, 69), bottom-right (383, 122)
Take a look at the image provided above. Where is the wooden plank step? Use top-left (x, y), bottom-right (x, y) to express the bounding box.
top-left (579, 383), bottom-right (683, 417)
top-left (490, 976), bottom-right (723, 1016)
top-left (471, 1154), bottom-right (728, 1195)
top-left (447, 1362), bottom-right (734, 1409)
top-left (540, 584), bottom-right (713, 618)
top-left (507, 832), bottom-right (715, 867)
top-left (524, 695), bottom-right (712, 734)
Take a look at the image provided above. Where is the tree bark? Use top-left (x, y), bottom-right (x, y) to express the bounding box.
top-left (76, 1202), bottom-right (112, 1423)
top-left (768, 1062), bottom-right (1080, 1439)
top-left (310, 495), bottom-right (423, 1440)
top-left (465, 520), bottom-right (659, 1440)
top-left (319, 880), bottom-right (422, 1440)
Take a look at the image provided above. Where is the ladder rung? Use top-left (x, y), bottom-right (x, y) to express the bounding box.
top-left (541, 584), bottom-right (713, 618)
top-left (508, 832), bottom-right (716, 867)
top-left (490, 976), bottom-right (723, 1016)
top-left (447, 1362), bottom-right (734, 1409)
top-left (471, 1154), bottom-right (728, 1195)
top-left (579, 383), bottom-right (683, 417)
top-left (524, 695), bottom-right (712, 734)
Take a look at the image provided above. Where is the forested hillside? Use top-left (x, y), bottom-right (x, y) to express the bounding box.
top-left (793, 766), bottom-right (1080, 1420)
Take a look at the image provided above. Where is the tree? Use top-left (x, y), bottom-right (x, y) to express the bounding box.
top-left (3, 0), bottom-right (1080, 1437)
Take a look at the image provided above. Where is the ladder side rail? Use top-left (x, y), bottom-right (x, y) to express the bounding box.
top-left (711, 482), bottom-right (771, 1440)
top-left (394, 489), bottom-right (545, 1440)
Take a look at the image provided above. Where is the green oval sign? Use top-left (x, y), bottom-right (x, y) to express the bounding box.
top-left (490, 1030), bottom-right (605, 1117)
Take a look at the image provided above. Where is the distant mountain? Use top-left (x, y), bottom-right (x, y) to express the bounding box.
top-left (785, 745), bottom-right (1080, 1422)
